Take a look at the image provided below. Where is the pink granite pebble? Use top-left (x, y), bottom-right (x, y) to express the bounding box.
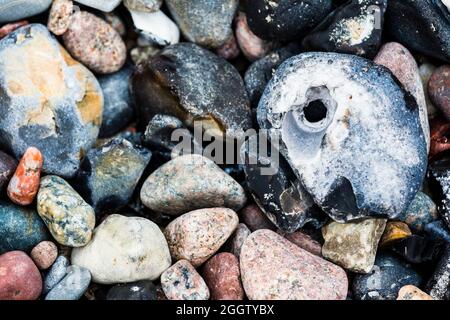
top-left (30, 241), bottom-right (58, 270)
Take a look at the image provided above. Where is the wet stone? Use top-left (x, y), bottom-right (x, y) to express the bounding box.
top-left (71, 214), bottom-right (171, 284)
top-left (43, 256), bottom-right (70, 294)
top-left (389, 235), bottom-right (442, 264)
top-left (429, 65), bottom-right (450, 120)
top-left (98, 66), bottom-right (135, 138)
top-left (45, 265), bottom-right (91, 300)
top-left (352, 253), bottom-right (422, 300)
top-left (426, 244), bottom-right (450, 300)
top-left (385, 0), bottom-right (450, 62)
top-left (0, 0), bottom-right (51, 23)
top-left (0, 251), bottom-right (42, 300)
top-left (379, 221), bottom-right (412, 247)
top-left (131, 42), bottom-right (252, 139)
top-left (124, 0), bottom-right (162, 13)
top-left (0, 24), bottom-right (103, 178)
top-left (240, 229), bottom-right (348, 300)
top-left (202, 252), bottom-right (244, 300)
top-left (74, 138), bottom-right (151, 216)
top-left (322, 219), bottom-right (386, 273)
top-left (164, 208), bottom-right (239, 267)
top-left (397, 285), bottom-right (433, 300)
top-left (47, 0), bottom-right (73, 36)
top-left (257, 52), bottom-right (428, 222)
top-left (107, 280), bottom-right (157, 300)
top-left (0, 200), bottom-right (49, 255)
top-left (244, 0), bottom-right (333, 41)
top-left (63, 11), bottom-right (126, 74)
top-left (30, 241), bottom-right (58, 270)
top-left (140, 154), bottom-right (246, 216)
top-left (37, 175), bottom-right (96, 247)
top-left (161, 260), bottom-right (210, 300)
top-left (303, 0), bottom-right (387, 59)
top-left (0, 150), bottom-right (17, 190)
top-left (396, 191), bottom-right (438, 232)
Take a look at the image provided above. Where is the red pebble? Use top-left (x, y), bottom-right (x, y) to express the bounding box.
top-left (239, 204), bottom-right (276, 232)
top-left (202, 253), bottom-right (244, 300)
top-left (0, 251), bottom-right (42, 300)
top-left (7, 147), bottom-right (43, 206)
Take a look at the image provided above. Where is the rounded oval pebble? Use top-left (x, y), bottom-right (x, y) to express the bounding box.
top-left (396, 191), bottom-right (438, 232)
top-left (31, 241), bottom-right (58, 270)
top-left (397, 285), bottom-right (433, 300)
top-left (0, 201), bottom-right (49, 255)
top-left (107, 280), bottom-right (157, 300)
top-left (63, 11), bottom-right (126, 74)
top-left (161, 260), bottom-right (210, 300)
top-left (141, 154), bottom-right (246, 216)
top-left (37, 175), bottom-right (96, 247)
top-left (71, 214), bottom-right (171, 284)
top-left (239, 204), bottom-right (276, 232)
top-left (229, 223), bottom-right (251, 259)
top-left (164, 208), bottom-right (239, 267)
top-left (429, 65), bottom-right (450, 120)
top-left (43, 255), bottom-right (70, 294)
top-left (45, 265), bottom-right (91, 300)
top-left (202, 253), bottom-right (244, 300)
top-left (240, 229), bottom-right (348, 300)
top-left (47, 0), bottom-right (73, 35)
top-left (0, 251), bottom-right (42, 300)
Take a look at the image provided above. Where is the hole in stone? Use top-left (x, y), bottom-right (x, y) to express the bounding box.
top-left (303, 100), bottom-right (328, 123)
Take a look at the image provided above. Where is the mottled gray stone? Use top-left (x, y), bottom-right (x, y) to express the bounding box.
top-left (74, 0), bottom-right (121, 12)
top-left (45, 265), bottom-right (91, 300)
top-left (43, 256), bottom-right (70, 294)
top-left (124, 0), bottom-right (162, 12)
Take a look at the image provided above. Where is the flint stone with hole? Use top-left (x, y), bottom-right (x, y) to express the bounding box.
top-left (0, 24), bottom-right (103, 178)
top-left (257, 52), bottom-right (428, 223)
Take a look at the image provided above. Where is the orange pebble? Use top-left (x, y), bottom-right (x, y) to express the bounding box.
top-left (7, 147), bottom-right (43, 206)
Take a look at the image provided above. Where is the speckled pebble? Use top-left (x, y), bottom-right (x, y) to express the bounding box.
top-left (47, 0), bottom-right (73, 35)
top-left (30, 241), bottom-right (58, 270)
top-left (45, 265), bottom-right (91, 300)
top-left (397, 285), bottom-right (433, 300)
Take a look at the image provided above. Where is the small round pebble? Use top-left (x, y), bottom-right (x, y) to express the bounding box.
top-left (229, 223), bottom-right (251, 259)
top-left (31, 241), bottom-right (58, 270)
top-left (202, 253), bottom-right (244, 300)
top-left (429, 65), bottom-right (450, 120)
top-left (397, 285), bottom-right (433, 300)
top-left (47, 0), bottom-right (73, 35)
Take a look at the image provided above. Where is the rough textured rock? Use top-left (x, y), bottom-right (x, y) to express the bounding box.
top-left (43, 256), bottom-right (70, 294)
top-left (374, 42), bottom-right (430, 151)
top-left (379, 221), bottom-right (412, 247)
top-left (161, 260), bottom-right (210, 300)
top-left (257, 52), bottom-right (428, 222)
top-left (47, 0), bottom-right (73, 36)
top-left (166, 0), bottom-right (238, 49)
top-left (45, 265), bottom-right (91, 300)
top-left (164, 208), bottom-right (239, 267)
top-left (202, 253), bottom-right (244, 300)
top-left (30, 241), bottom-right (58, 270)
top-left (74, 0), bottom-right (121, 12)
top-left (239, 204), bottom-right (276, 232)
top-left (0, 0), bottom-right (51, 23)
top-left (0, 251), bottom-right (42, 300)
top-left (322, 219), bottom-right (386, 273)
top-left (0, 150), bottom-right (17, 190)
top-left (229, 223), bottom-right (251, 259)
top-left (71, 215), bottom-right (171, 284)
top-left (385, 0), bottom-right (450, 62)
top-left (429, 65), bottom-right (450, 120)
top-left (74, 138), bottom-right (151, 216)
top-left (141, 155), bottom-right (246, 216)
top-left (303, 0), bottom-right (387, 58)
top-left (63, 11), bottom-right (126, 74)
top-left (426, 244), bottom-right (450, 300)
top-left (244, 0), bottom-right (333, 41)
top-left (240, 229), bottom-right (348, 300)
top-left (0, 24), bottom-right (103, 178)
top-left (131, 43), bottom-right (252, 138)
top-left (397, 285), bottom-right (433, 300)
top-left (352, 253), bottom-right (422, 300)
top-left (124, 0), bottom-right (162, 12)
top-left (37, 175), bottom-right (96, 247)
top-left (0, 200), bottom-right (49, 254)
top-left (107, 280), bottom-right (157, 300)
top-left (98, 66), bottom-right (135, 138)
top-left (396, 191), bottom-right (438, 232)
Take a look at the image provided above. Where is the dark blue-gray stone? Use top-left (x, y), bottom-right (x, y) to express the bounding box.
top-left (257, 52), bottom-right (428, 223)
top-left (396, 191), bottom-right (439, 232)
top-left (425, 220), bottom-right (450, 244)
top-left (106, 280), bottom-right (157, 300)
top-left (43, 255), bottom-right (70, 294)
top-left (45, 265), bottom-right (91, 300)
top-left (352, 253), bottom-right (422, 300)
top-left (0, 200), bottom-right (49, 254)
top-left (98, 65), bottom-right (135, 138)
top-left (426, 244), bottom-right (450, 300)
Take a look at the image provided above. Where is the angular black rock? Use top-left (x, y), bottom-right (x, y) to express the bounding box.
top-left (244, 0), bottom-right (333, 41)
top-left (352, 253), bottom-right (422, 300)
top-left (98, 65), bottom-right (135, 138)
top-left (0, 150), bottom-right (17, 189)
top-left (106, 280), bottom-right (157, 300)
top-left (389, 235), bottom-right (442, 264)
top-left (131, 43), bottom-right (252, 139)
top-left (425, 220), bottom-right (450, 244)
top-left (429, 159), bottom-right (450, 230)
top-left (74, 138), bottom-right (151, 216)
top-left (257, 52), bottom-right (428, 223)
top-left (385, 0), bottom-right (450, 62)
top-left (244, 43), bottom-right (302, 108)
top-left (303, 0), bottom-right (387, 58)
top-left (240, 135), bottom-right (327, 232)
top-left (426, 244), bottom-right (450, 300)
